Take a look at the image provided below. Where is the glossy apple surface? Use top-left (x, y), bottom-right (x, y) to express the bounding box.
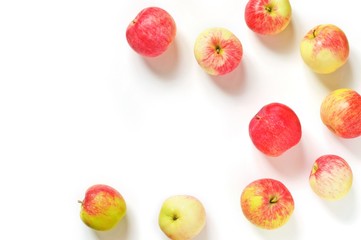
top-left (126, 7), bottom-right (176, 57)
top-left (320, 88), bottom-right (361, 138)
top-left (79, 184), bottom-right (127, 231)
top-left (240, 178), bottom-right (294, 229)
top-left (194, 27), bottom-right (243, 76)
top-left (244, 0), bottom-right (292, 35)
top-left (309, 154), bottom-right (353, 201)
top-left (249, 102), bottom-right (302, 157)
top-left (158, 195), bottom-right (206, 240)
top-left (300, 24), bottom-right (349, 74)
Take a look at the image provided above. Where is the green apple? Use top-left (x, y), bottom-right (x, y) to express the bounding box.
top-left (158, 195), bottom-right (206, 240)
top-left (79, 184), bottom-right (127, 231)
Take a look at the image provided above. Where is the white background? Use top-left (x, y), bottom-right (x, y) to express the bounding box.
top-left (1, 0), bottom-right (361, 239)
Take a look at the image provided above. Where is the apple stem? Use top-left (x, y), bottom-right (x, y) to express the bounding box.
top-left (78, 200), bottom-right (83, 204)
top-left (269, 196), bottom-right (278, 204)
top-left (265, 5), bottom-right (272, 13)
top-left (312, 29), bottom-right (316, 38)
top-left (215, 45), bottom-right (221, 54)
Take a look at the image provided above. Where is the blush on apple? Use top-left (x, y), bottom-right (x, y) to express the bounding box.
top-left (249, 102), bottom-right (302, 157)
top-left (240, 178), bottom-right (294, 229)
top-left (320, 88), bottom-right (361, 138)
top-left (244, 0), bottom-right (292, 35)
top-left (300, 24), bottom-right (349, 74)
top-left (309, 154), bottom-right (353, 201)
top-left (126, 7), bottom-right (176, 57)
top-left (194, 27), bottom-right (243, 76)
top-left (79, 184), bottom-right (127, 231)
top-left (158, 195), bottom-right (206, 240)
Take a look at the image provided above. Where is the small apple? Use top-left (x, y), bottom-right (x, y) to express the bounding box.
top-left (300, 24), bottom-right (349, 74)
top-left (79, 184), bottom-right (127, 231)
top-left (244, 0), bottom-right (292, 35)
top-left (249, 102), bottom-right (302, 157)
top-left (126, 7), bottom-right (176, 57)
top-left (158, 195), bottom-right (206, 240)
top-left (320, 88), bottom-right (361, 138)
top-left (309, 154), bottom-right (353, 201)
top-left (240, 178), bottom-right (294, 230)
top-left (194, 27), bottom-right (243, 76)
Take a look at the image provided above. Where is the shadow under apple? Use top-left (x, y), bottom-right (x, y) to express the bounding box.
top-left (94, 215), bottom-right (129, 240)
top-left (321, 187), bottom-right (358, 223)
top-left (264, 141), bottom-right (308, 179)
top-left (142, 38), bottom-right (180, 80)
top-left (209, 63), bottom-right (246, 96)
top-left (254, 214), bottom-right (299, 240)
top-left (255, 19), bottom-right (296, 55)
top-left (314, 60), bottom-right (354, 91)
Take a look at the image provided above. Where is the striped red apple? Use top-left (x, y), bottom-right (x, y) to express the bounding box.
top-left (126, 7), bottom-right (176, 57)
top-left (244, 0), bottom-right (292, 35)
top-left (320, 88), bottom-right (361, 138)
top-left (240, 178), bottom-right (294, 229)
top-left (194, 27), bottom-right (243, 76)
top-left (309, 155), bottom-right (353, 201)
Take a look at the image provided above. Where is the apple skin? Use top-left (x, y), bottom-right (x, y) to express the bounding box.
top-left (194, 27), bottom-right (243, 76)
top-left (126, 7), bottom-right (176, 57)
top-left (249, 102), bottom-right (302, 157)
top-left (300, 24), bottom-right (349, 74)
top-left (309, 154), bottom-right (353, 201)
top-left (79, 184), bottom-right (127, 231)
top-left (244, 0), bottom-right (292, 35)
top-left (320, 88), bottom-right (361, 138)
top-left (158, 195), bottom-right (206, 240)
top-left (240, 178), bottom-right (294, 230)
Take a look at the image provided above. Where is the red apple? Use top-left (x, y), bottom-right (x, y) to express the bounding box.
top-left (300, 24), bottom-right (349, 74)
top-left (79, 184), bottom-right (127, 231)
top-left (194, 27), bottom-right (243, 76)
top-left (249, 102), bottom-right (302, 157)
top-left (320, 88), bottom-right (361, 138)
top-left (309, 154), bottom-right (353, 201)
top-left (244, 0), bottom-right (292, 35)
top-left (126, 7), bottom-right (176, 57)
top-left (240, 178), bottom-right (294, 229)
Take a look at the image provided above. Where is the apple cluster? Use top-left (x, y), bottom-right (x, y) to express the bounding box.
top-left (78, 0), bottom-right (361, 237)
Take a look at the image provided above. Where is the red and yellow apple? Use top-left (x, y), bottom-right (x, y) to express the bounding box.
top-left (320, 88), bottom-right (361, 138)
top-left (249, 102), bottom-right (302, 157)
top-left (309, 154), bottom-right (353, 201)
top-left (194, 27), bottom-right (243, 76)
top-left (240, 178), bottom-right (294, 230)
top-left (126, 7), bottom-right (176, 57)
top-left (244, 0), bottom-right (292, 35)
top-left (158, 195), bottom-right (206, 240)
top-left (300, 24), bottom-right (349, 74)
top-left (79, 184), bottom-right (127, 231)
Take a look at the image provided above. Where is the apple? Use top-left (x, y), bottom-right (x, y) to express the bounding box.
top-left (79, 184), bottom-right (127, 231)
top-left (300, 24), bottom-right (349, 74)
top-left (249, 102), bottom-right (302, 157)
top-left (309, 154), bottom-right (353, 201)
top-left (320, 88), bottom-right (361, 138)
top-left (194, 27), bottom-right (243, 76)
top-left (240, 178), bottom-right (294, 230)
top-left (244, 0), bottom-right (292, 35)
top-left (158, 195), bottom-right (206, 240)
top-left (126, 7), bottom-right (176, 57)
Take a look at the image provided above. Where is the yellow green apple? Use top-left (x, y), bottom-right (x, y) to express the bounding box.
top-left (158, 195), bottom-right (206, 239)
top-left (300, 24), bottom-right (349, 74)
top-left (79, 184), bottom-right (127, 231)
top-left (320, 88), bottom-right (361, 138)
